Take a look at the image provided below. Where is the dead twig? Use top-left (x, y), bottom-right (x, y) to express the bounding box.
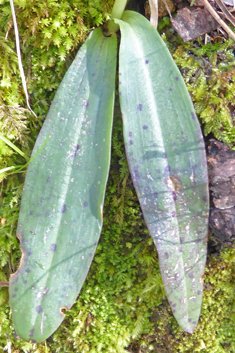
top-left (149, 0), bottom-right (159, 28)
top-left (203, 0), bottom-right (235, 40)
top-left (162, 0), bottom-right (173, 18)
top-left (215, 0), bottom-right (235, 27)
top-left (0, 281), bottom-right (9, 287)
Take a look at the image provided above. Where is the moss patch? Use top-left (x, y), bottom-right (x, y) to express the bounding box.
top-left (0, 3), bottom-right (235, 352)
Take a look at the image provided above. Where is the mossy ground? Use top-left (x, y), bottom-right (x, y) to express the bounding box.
top-left (0, 1), bottom-right (235, 352)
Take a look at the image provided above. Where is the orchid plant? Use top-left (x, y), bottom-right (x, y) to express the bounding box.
top-left (9, 0), bottom-right (209, 342)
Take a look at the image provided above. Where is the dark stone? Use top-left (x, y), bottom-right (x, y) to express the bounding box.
top-left (171, 7), bottom-right (219, 42)
top-left (207, 139), bottom-right (235, 252)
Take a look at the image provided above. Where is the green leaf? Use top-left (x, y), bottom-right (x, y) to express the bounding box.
top-left (117, 11), bottom-right (209, 333)
top-left (9, 27), bottom-right (117, 343)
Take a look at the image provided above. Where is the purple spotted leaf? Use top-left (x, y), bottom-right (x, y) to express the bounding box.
top-left (9, 28), bottom-right (117, 342)
top-left (116, 11), bottom-right (209, 333)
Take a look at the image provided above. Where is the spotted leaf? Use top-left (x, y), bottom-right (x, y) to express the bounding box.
top-left (117, 11), bottom-right (209, 333)
top-left (9, 28), bottom-right (117, 342)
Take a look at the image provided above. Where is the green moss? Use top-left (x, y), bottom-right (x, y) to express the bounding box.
top-left (1, 3), bottom-right (235, 352)
top-left (170, 36), bottom-right (235, 147)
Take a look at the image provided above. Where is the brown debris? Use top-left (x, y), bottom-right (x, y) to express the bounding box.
top-left (186, 0), bottom-right (205, 6)
top-left (171, 7), bottom-right (219, 41)
top-left (145, 0), bottom-right (175, 19)
top-left (202, 0), bottom-right (235, 41)
top-left (0, 281), bottom-right (9, 287)
top-left (0, 217), bottom-right (6, 226)
top-left (207, 139), bottom-right (235, 249)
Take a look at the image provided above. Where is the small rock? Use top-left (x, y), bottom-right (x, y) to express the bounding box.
top-left (207, 139), bottom-right (235, 251)
top-left (171, 7), bottom-right (219, 41)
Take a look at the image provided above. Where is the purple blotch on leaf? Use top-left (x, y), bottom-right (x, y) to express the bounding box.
top-left (169, 88), bottom-right (172, 92)
top-left (29, 329), bottom-right (35, 337)
top-left (143, 125), bottom-right (148, 130)
top-left (171, 211), bottom-right (176, 217)
top-left (128, 132), bottom-right (132, 137)
top-left (50, 244), bottom-right (57, 252)
top-left (24, 280), bottom-right (28, 285)
top-left (192, 165), bottom-right (197, 178)
top-left (164, 165), bottom-right (171, 173)
top-left (145, 59), bottom-right (149, 64)
top-left (27, 251), bottom-right (32, 256)
top-left (188, 272), bottom-right (194, 279)
top-left (191, 112), bottom-right (196, 120)
top-left (61, 204), bottom-right (67, 213)
top-left (188, 318), bottom-right (192, 323)
top-left (172, 192), bottom-right (177, 201)
top-left (83, 100), bottom-right (89, 109)
top-left (133, 166), bottom-right (139, 179)
top-left (25, 268), bottom-right (30, 273)
top-left (28, 211), bottom-right (33, 216)
top-left (153, 192), bottom-right (158, 199)
top-left (179, 247), bottom-right (182, 252)
top-left (14, 287), bottom-right (18, 292)
top-left (129, 140), bottom-right (133, 145)
top-left (164, 252), bottom-right (169, 259)
top-left (175, 76), bottom-right (179, 81)
top-left (72, 144), bottom-right (80, 158)
top-left (180, 237), bottom-right (184, 244)
top-left (197, 290), bottom-right (202, 295)
top-left (137, 104), bottom-right (143, 111)
top-left (47, 176), bottom-right (51, 183)
top-left (92, 73), bottom-right (95, 77)
top-left (83, 201), bottom-right (88, 207)
top-left (173, 303), bottom-right (177, 307)
top-left (36, 305), bottom-right (43, 313)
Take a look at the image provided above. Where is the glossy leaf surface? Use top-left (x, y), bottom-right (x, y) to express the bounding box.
top-left (117, 11), bottom-right (209, 333)
top-left (9, 28), bottom-right (117, 342)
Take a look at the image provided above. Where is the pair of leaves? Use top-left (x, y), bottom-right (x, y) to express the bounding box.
top-left (9, 11), bottom-right (209, 342)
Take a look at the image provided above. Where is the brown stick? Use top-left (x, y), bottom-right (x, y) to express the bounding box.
top-left (215, 0), bottom-right (235, 27)
top-left (149, 0), bottom-right (159, 28)
top-left (0, 281), bottom-right (9, 287)
top-left (203, 0), bottom-right (235, 41)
